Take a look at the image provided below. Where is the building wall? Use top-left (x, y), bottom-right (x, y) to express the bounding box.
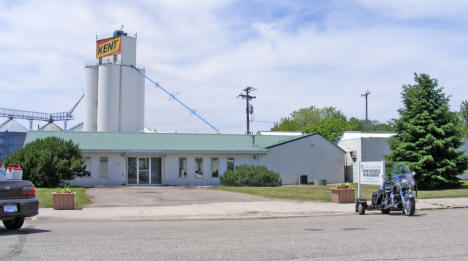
top-left (460, 140), bottom-right (468, 180)
top-left (260, 135), bottom-right (345, 185)
top-left (120, 36), bottom-right (136, 66)
top-left (66, 136), bottom-right (345, 186)
top-left (361, 137), bottom-right (391, 162)
top-left (338, 137), bottom-right (391, 182)
top-left (68, 152), bottom-right (126, 186)
top-left (163, 153), bottom-right (258, 186)
top-left (0, 132), bottom-right (27, 161)
top-left (337, 138), bottom-right (361, 182)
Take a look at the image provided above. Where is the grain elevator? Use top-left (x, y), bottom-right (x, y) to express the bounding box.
top-left (83, 30), bottom-right (145, 132)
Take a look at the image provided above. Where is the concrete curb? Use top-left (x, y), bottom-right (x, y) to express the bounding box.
top-left (31, 198), bottom-right (468, 222)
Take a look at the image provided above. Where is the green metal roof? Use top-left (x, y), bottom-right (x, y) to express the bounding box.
top-left (25, 131), bottom-right (312, 154)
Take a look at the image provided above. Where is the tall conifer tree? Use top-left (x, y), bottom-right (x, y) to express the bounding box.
top-left (386, 73), bottom-right (467, 189)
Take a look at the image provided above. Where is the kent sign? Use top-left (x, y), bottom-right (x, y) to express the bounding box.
top-left (96, 36), bottom-right (121, 58)
top-left (359, 161), bottom-right (386, 185)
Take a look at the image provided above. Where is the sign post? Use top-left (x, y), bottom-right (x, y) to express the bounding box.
top-left (358, 161), bottom-right (386, 199)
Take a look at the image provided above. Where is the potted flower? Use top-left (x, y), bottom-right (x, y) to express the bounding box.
top-left (52, 184), bottom-right (75, 210)
top-left (330, 183), bottom-right (355, 203)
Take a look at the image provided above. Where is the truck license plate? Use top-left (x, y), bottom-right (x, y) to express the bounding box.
top-left (3, 204), bottom-right (18, 213)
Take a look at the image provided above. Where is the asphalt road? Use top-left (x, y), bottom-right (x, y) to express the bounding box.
top-left (1, 209), bottom-right (468, 260)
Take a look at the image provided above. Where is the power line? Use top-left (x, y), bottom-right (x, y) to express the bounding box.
top-left (237, 86), bottom-right (256, 135)
top-left (130, 65), bottom-right (219, 133)
top-left (361, 90), bottom-right (371, 132)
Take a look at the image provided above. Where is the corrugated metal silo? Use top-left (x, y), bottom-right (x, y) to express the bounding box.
top-left (97, 63), bottom-right (120, 132)
top-left (83, 65), bottom-right (98, 131)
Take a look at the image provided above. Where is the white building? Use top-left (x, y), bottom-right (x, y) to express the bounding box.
top-left (338, 131), bottom-right (395, 182)
top-left (25, 131), bottom-right (345, 186)
top-left (338, 131), bottom-right (468, 181)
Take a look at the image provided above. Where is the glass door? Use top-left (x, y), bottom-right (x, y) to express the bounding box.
top-left (128, 157), bottom-right (162, 185)
top-left (128, 157), bottom-right (137, 184)
top-left (138, 158), bottom-right (150, 185)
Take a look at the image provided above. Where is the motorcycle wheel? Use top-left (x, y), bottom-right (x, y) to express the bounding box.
top-left (403, 198), bottom-right (415, 216)
top-left (381, 208), bottom-right (390, 214)
top-left (358, 203), bottom-right (365, 215)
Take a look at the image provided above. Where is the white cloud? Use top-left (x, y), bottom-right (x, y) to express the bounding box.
top-left (1, 0), bottom-right (468, 133)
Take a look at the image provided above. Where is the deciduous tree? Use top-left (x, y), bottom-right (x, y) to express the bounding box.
top-left (3, 137), bottom-right (88, 187)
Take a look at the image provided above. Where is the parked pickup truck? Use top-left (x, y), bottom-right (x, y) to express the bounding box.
top-left (0, 180), bottom-right (39, 230)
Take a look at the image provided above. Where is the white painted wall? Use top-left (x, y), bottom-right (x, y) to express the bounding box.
top-left (68, 152), bottom-right (126, 186)
top-left (67, 136), bottom-right (345, 186)
top-left (338, 137), bottom-right (391, 182)
top-left (261, 135), bottom-right (345, 185)
top-left (163, 153), bottom-right (258, 186)
top-left (120, 36), bottom-right (136, 66)
top-left (338, 138), bottom-right (361, 182)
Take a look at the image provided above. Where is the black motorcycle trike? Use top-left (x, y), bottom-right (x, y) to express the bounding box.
top-left (355, 164), bottom-right (416, 216)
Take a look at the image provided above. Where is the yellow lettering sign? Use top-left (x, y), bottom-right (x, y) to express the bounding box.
top-left (96, 36), bottom-right (122, 58)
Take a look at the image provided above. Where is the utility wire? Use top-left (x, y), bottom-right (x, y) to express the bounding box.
top-left (130, 65), bottom-right (219, 133)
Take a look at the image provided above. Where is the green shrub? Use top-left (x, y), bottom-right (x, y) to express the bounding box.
top-left (220, 165), bottom-right (281, 186)
top-left (3, 137), bottom-right (89, 187)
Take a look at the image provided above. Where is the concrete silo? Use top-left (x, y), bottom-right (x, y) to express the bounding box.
top-left (83, 66), bottom-right (98, 131)
top-left (84, 30), bottom-right (145, 133)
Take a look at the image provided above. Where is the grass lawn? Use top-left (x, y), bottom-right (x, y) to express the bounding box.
top-left (214, 180), bottom-right (468, 202)
top-left (36, 187), bottom-right (91, 208)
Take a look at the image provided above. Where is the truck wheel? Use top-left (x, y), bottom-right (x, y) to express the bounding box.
top-left (358, 203), bottom-right (366, 215)
top-left (381, 208), bottom-right (390, 214)
top-left (3, 217), bottom-right (25, 230)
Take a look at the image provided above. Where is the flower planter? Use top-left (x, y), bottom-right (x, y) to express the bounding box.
top-left (330, 188), bottom-right (355, 203)
top-left (53, 192), bottom-right (75, 210)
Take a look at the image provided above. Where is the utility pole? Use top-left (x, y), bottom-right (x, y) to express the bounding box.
top-left (361, 90), bottom-right (371, 132)
top-left (237, 86), bottom-right (256, 134)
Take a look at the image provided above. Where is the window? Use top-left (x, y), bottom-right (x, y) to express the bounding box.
top-left (227, 158), bottom-right (235, 171)
top-left (179, 158), bottom-right (187, 178)
top-left (195, 158), bottom-right (203, 178)
top-left (211, 158), bottom-right (219, 177)
top-left (84, 157), bottom-right (91, 171)
top-left (99, 157), bottom-right (108, 179)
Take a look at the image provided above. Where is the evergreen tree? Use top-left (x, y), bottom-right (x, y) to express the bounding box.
top-left (386, 73), bottom-right (468, 189)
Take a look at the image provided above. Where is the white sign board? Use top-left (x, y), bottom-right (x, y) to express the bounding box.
top-left (360, 161), bottom-right (386, 185)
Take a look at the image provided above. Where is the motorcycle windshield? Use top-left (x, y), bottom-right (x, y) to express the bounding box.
top-left (392, 174), bottom-right (415, 188)
top-left (390, 163), bottom-right (411, 176)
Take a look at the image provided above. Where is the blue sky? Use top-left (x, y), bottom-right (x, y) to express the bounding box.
top-left (1, 0), bottom-right (468, 133)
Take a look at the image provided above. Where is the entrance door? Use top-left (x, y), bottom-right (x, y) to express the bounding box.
top-left (138, 158), bottom-right (150, 185)
top-left (127, 157), bottom-right (162, 185)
